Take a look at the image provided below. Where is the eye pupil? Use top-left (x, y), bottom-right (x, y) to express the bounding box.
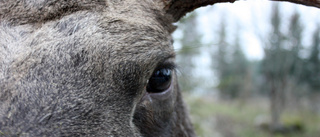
top-left (147, 68), bottom-right (172, 93)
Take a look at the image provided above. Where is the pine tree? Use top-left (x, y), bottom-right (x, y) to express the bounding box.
top-left (287, 11), bottom-right (304, 79)
top-left (306, 27), bottom-right (320, 91)
top-left (261, 3), bottom-right (286, 131)
top-left (175, 13), bottom-right (202, 92)
top-left (261, 4), bottom-right (306, 132)
top-left (214, 20), bottom-right (250, 99)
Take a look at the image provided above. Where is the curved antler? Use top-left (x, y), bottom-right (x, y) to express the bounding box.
top-left (164, 0), bottom-right (236, 22)
top-left (164, 0), bottom-right (320, 22)
top-left (272, 0), bottom-right (320, 8)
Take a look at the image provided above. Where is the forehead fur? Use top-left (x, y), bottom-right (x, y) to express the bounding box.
top-left (0, 1), bottom-right (176, 95)
top-left (0, 0), bottom-right (176, 33)
top-left (105, 1), bottom-right (176, 33)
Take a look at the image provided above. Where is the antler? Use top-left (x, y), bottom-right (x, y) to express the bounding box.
top-left (164, 0), bottom-right (236, 22)
top-left (272, 0), bottom-right (320, 8)
top-left (164, 0), bottom-right (320, 22)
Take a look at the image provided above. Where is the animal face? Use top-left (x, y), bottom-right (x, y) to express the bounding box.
top-left (0, 1), bottom-right (192, 136)
top-left (0, 0), bottom-right (319, 136)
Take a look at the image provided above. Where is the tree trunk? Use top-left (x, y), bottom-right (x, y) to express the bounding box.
top-left (269, 78), bottom-right (283, 132)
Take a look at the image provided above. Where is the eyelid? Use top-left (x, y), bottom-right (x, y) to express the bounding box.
top-left (156, 61), bottom-right (177, 71)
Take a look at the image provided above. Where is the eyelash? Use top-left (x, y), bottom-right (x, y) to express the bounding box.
top-left (156, 63), bottom-right (176, 71)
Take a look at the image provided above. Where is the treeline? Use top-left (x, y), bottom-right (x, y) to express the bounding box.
top-left (175, 3), bottom-right (320, 131)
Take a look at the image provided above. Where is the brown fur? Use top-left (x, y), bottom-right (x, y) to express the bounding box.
top-left (0, 0), bottom-right (194, 136)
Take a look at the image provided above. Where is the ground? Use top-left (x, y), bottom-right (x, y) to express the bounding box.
top-left (184, 93), bottom-right (320, 137)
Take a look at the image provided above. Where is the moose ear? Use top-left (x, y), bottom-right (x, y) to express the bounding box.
top-left (163, 0), bottom-right (320, 22)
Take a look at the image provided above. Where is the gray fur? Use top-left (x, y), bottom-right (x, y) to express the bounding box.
top-left (0, 0), bottom-right (195, 136)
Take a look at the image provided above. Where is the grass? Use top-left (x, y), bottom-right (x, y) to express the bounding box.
top-left (184, 94), bottom-right (320, 137)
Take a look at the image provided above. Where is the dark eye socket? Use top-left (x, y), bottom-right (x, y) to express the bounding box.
top-left (147, 68), bottom-right (173, 93)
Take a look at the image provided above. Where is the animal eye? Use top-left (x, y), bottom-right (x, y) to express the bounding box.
top-left (147, 68), bottom-right (172, 93)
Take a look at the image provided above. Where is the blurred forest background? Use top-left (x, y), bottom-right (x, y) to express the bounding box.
top-left (174, 1), bottom-right (320, 137)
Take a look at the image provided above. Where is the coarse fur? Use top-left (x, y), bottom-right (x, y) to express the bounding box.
top-left (1, 0), bottom-right (317, 136)
top-left (0, 0), bottom-right (194, 136)
top-left (0, 0), bottom-right (319, 137)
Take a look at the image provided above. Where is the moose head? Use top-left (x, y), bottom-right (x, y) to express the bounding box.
top-left (0, 0), bottom-right (319, 136)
